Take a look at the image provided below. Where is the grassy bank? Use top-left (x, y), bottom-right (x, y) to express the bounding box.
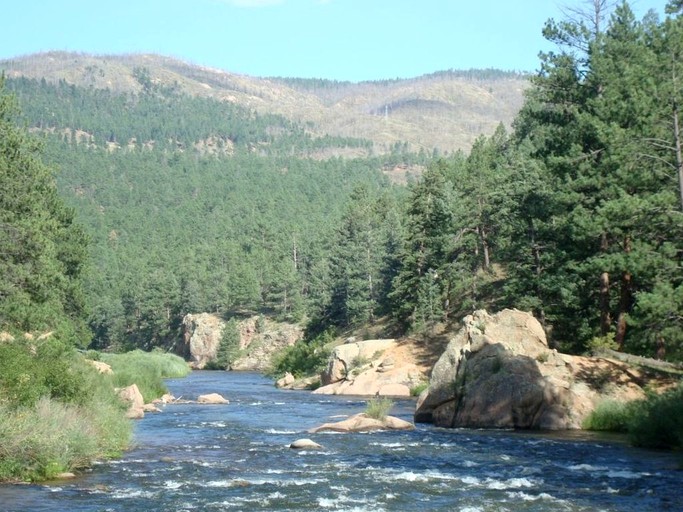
top-left (583, 383), bottom-right (683, 450)
top-left (0, 338), bottom-right (189, 482)
top-left (97, 349), bottom-right (191, 402)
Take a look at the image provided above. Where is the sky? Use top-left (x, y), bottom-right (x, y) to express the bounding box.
top-left (1, 0), bottom-right (669, 82)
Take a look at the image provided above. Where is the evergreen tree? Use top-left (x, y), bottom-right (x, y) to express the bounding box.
top-left (506, 2), bottom-right (683, 356)
top-left (0, 79), bottom-right (89, 343)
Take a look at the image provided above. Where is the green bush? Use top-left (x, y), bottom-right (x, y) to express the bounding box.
top-left (627, 384), bottom-right (683, 450)
top-left (410, 381), bottom-right (429, 397)
top-left (268, 332), bottom-right (332, 379)
top-left (0, 336), bottom-right (92, 408)
top-left (582, 384), bottom-right (683, 451)
top-left (586, 333), bottom-right (618, 354)
top-left (0, 348), bottom-right (132, 482)
top-left (365, 397), bottom-right (394, 420)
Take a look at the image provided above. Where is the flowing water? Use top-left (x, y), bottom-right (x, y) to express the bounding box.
top-left (1, 371), bottom-right (681, 511)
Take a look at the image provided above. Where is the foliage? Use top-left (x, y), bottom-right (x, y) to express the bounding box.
top-left (410, 381), bottom-right (429, 397)
top-left (627, 384), bottom-right (683, 450)
top-left (205, 318), bottom-right (242, 370)
top-left (0, 79), bottom-right (89, 344)
top-left (581, 400), bottom-right (631, 432)
top-left (586, 333), bottom-right (618, 355)
top-left (364, 397), bottom-right (394, 420)
top-left (0, 347), bottom-right (132, 482)
top-left (268, 331), bottom-right (333, 379)
top-left (582, 383), bottom-right (683, 450)
top-left (99, 349), bottom-right (190, 403)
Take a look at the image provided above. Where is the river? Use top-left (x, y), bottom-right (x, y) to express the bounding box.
top-left (0, 371), bottom-right (681, 511)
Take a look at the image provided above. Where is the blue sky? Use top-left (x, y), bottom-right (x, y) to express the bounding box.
top-left (2, 0), bottom-right (668, 81)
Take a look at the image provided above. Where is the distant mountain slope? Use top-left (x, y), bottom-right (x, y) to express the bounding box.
top-left (0, 52), bottom-right (529, 153)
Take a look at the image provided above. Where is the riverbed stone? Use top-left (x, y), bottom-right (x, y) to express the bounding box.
top-left (309, 413), bottom-right (415, 433)
top-left (197, 393), bottom-right (229, 404)
top-left (117, 384), bottom-right (145, 419)
top-left (289, 438), bottom-right (323, 449)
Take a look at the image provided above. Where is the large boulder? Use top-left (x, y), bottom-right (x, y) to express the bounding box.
top-left (415, 309), bottom-right (647, 430)
top-left (314, 339), bottom-right (423, 397)
top-left (117, 384), bottom-right (145, 419)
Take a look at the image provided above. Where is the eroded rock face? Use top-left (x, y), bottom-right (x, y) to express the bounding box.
top-left (181, 313), bottom-right (302, 370)
top-left (182, 313), bottom-right (225, 369)
top-left (415, 309), bottom-right (647, 430)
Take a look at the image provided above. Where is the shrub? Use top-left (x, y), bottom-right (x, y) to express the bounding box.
top-left (627, 384), bottom-right (683, 450)
top-left (586, 333), bottom-right (618, 354)
top-left (582, 400), bottom-right (631, 432)
top-left (410, 381), bottom-right (429, 397)
top-left (365, 397), bottom-right (394, 420)
top-left (268, 331), bottom-right (332, 379)
top-left (0, 354), bottom-right (132, 482)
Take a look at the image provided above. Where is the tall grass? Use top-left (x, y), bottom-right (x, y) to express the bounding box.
top-left (99, 349), bottom-right (190, 403)
top-left (0, 352), bottom-right (132, 482)
top-left (365, 397), bottom-right (394, 421)
top-left (581, 400), bottom-right (631, 432)
top-left (0, 341), bottom-right (188, 482)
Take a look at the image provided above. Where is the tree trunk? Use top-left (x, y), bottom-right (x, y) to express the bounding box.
top-left (614, 236), bottom-right (632, 351)
top-left (673, 101), bottom-right (683, 211)
top-left (599, 233), bottom-right (611, 335)
top-left (481, 226), bottom-right (491, 270)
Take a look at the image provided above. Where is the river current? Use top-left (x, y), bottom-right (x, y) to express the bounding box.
top-left (1, 371), bottom-right (681, 511)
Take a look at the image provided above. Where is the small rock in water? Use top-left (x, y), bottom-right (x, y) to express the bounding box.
top-left (197, 393), bottom-right (229, 404)
top-left (289, 438), bottom-right (323, 450)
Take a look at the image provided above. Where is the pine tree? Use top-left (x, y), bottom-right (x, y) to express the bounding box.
top-left (0, 79), bottom-right (89, 342)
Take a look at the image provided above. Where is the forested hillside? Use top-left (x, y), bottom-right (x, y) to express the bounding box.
top-left (1, 1), bottom-right (681, 363)
top-left (306, 1), bottom-right (683, 362)
top-left (4, 76), bottom-right (417, 350)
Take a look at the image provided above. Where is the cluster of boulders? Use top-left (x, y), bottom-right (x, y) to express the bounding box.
top-left (85, 359), bottom-right (229, 419)
top-left (109, 307), bottom-right (662, 433)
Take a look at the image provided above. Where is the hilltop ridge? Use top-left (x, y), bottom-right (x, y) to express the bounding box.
top-left (0, 51), bottom-right (529, 153)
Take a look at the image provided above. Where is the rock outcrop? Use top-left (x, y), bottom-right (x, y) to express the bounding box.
top-left (182, 313), bottom-right (225, 369)
top-left (87, 360), bottom-right (113, 375)
top-left (309, 413), bottom-right (415, 433)
top-left (312, 339), bottom-right (424, 396)
top-left (415, 309), bottom-right (648, 430)
top-left (181, 313), bottom-right (302, 370)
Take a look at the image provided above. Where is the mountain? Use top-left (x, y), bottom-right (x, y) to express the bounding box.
top-left (0, 51), bottom-right (529, 154)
